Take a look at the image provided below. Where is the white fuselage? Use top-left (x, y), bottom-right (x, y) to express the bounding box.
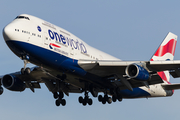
top-left (4, 14), bottom-right (119, 61)
top-left (3, 14), bottom-right (172, 98)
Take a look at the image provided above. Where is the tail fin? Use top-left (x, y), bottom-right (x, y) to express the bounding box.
top-left (151, 32), bottom-right (177, 82)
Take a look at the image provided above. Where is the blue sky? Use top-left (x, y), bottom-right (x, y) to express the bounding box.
top-left (1, 0), bottom-right (180, 120)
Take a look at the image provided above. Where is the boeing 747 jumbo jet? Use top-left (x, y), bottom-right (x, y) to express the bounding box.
top-left (2, 14), bottom-right (180, 106)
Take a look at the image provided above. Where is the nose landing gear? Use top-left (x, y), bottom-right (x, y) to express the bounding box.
top-left (20, 55), bottom-right (31, 75)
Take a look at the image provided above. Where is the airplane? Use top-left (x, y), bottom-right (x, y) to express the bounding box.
top-left (1, 14), bottom-right (180, 107)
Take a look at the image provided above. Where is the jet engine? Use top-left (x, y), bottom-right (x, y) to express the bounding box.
top-left (125, 64), bottom-right (150, 81)
top-left (1, 75), bottom-right (26, 91)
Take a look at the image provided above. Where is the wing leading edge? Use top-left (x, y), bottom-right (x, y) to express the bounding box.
top-left (78, 60), bottom-right (180, 77)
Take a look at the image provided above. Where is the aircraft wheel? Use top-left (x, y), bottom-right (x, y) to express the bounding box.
top-left (102, 98), bottom-right (106, 104)
top-left (98, 95), bottom-right (103, 102)
top-left (88, 98), bottom-right (93, 105)
top-left (79, 96), bottom-right (83, 103)
top-left (53, 92), bottom-right (59, 99)
top-left (107, 97), bottom-right (112, 104)
top-left (117, 96), bottom-right (122, 102)
top-left (61, 99), bottom-right (66, 106)
top-left (21, 68), bottom-right (25, 75)
top-left (82, 99), bottom-right (87, 106)
top-left (25, 67), bottom-right (31, 74)
top-left (55, 99), bottom-right (60, 106)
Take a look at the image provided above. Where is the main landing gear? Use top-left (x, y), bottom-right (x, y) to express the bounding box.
top-left (98, 94), bottom-right (122, 104)
top-left (54, 91), bottom-right (66, 106)
top-left (78, 91), bottom-right (93, 106)
top-left (78, 92), bottom-right (123, 106)
top-left (97, 89), bottom-right (123, 104)
top-left (53, 75), bottom-right (67, 107)
top-left (98, 94), bottom-right (112, 104)
top-left (77, 86), bottom-right (123, 106)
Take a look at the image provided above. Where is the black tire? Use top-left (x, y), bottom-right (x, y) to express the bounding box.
top-left (88, 98), bottom-right (93, 105)
top-left (82, 99), bottom-right (87, 106)
top-left (53, 92), bottom-right (59, 99)
top-left (98, 95), bottom-right (103, 102)
top-left (61, 99), bottom-right (66, 106)
top-left (102, 98), bottom-right (106, 104)
top-left (21, 68), bottom-right (25, 75)
top-left (55, 99), bottom-right (60, 106)
top-left (118, 96), bottom-right (122, 102)
top-left (25, 67), bottom-right (31, 74)
top-left (107, 97), bottom-right (112, 104)
top-left (79, 96), bottom-right (83, 103)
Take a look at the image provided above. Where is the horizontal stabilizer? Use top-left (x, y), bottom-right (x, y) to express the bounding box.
top-left (162, 83), bottom-right (180, 90)
top-left (169, 68), bottom-right (180, 78)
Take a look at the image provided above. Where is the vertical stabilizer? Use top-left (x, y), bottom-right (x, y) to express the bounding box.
top-left (151, 32), bottom-right (177, 82)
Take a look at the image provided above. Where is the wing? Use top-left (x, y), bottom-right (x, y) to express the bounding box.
top-left (78, 59), bottom-right (180, 91)
top-left (0, 66), bottom-right (82, 94)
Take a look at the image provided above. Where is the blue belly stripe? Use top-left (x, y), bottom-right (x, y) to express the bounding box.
top-left (120, 87), bottom-right (150, 98)
top-left (6, 40), bottom-right (87, 76)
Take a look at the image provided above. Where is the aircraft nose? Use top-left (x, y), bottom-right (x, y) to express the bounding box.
top-left (3, 24), bottom-right (14, 42)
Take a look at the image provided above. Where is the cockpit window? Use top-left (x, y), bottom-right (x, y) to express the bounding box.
top-left (15, 16), bottom-right (30, 20)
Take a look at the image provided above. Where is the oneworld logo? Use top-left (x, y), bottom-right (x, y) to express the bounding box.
top-left (48, 29), bottom-right (87, 53)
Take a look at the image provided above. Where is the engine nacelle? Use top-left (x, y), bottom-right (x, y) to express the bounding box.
top-left (1, 75), bottom-right (26, 91)
top-left (125, 64), bottom-right (149, 81)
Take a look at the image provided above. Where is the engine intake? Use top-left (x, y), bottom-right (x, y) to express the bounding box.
top-left (125, 64), bottom-right (150, 81)
top-left (1, 75), bottom-right (26, 91)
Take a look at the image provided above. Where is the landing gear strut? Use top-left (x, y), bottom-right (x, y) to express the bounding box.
top-left (21, 58), bottom-right (31, 75)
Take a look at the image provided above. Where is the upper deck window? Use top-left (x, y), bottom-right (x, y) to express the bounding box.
top-left (15, 16), bottom-right (30, 20)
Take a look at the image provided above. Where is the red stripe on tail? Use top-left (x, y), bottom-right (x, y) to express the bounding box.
top-left (154, 39), bottom-right (176, 57)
